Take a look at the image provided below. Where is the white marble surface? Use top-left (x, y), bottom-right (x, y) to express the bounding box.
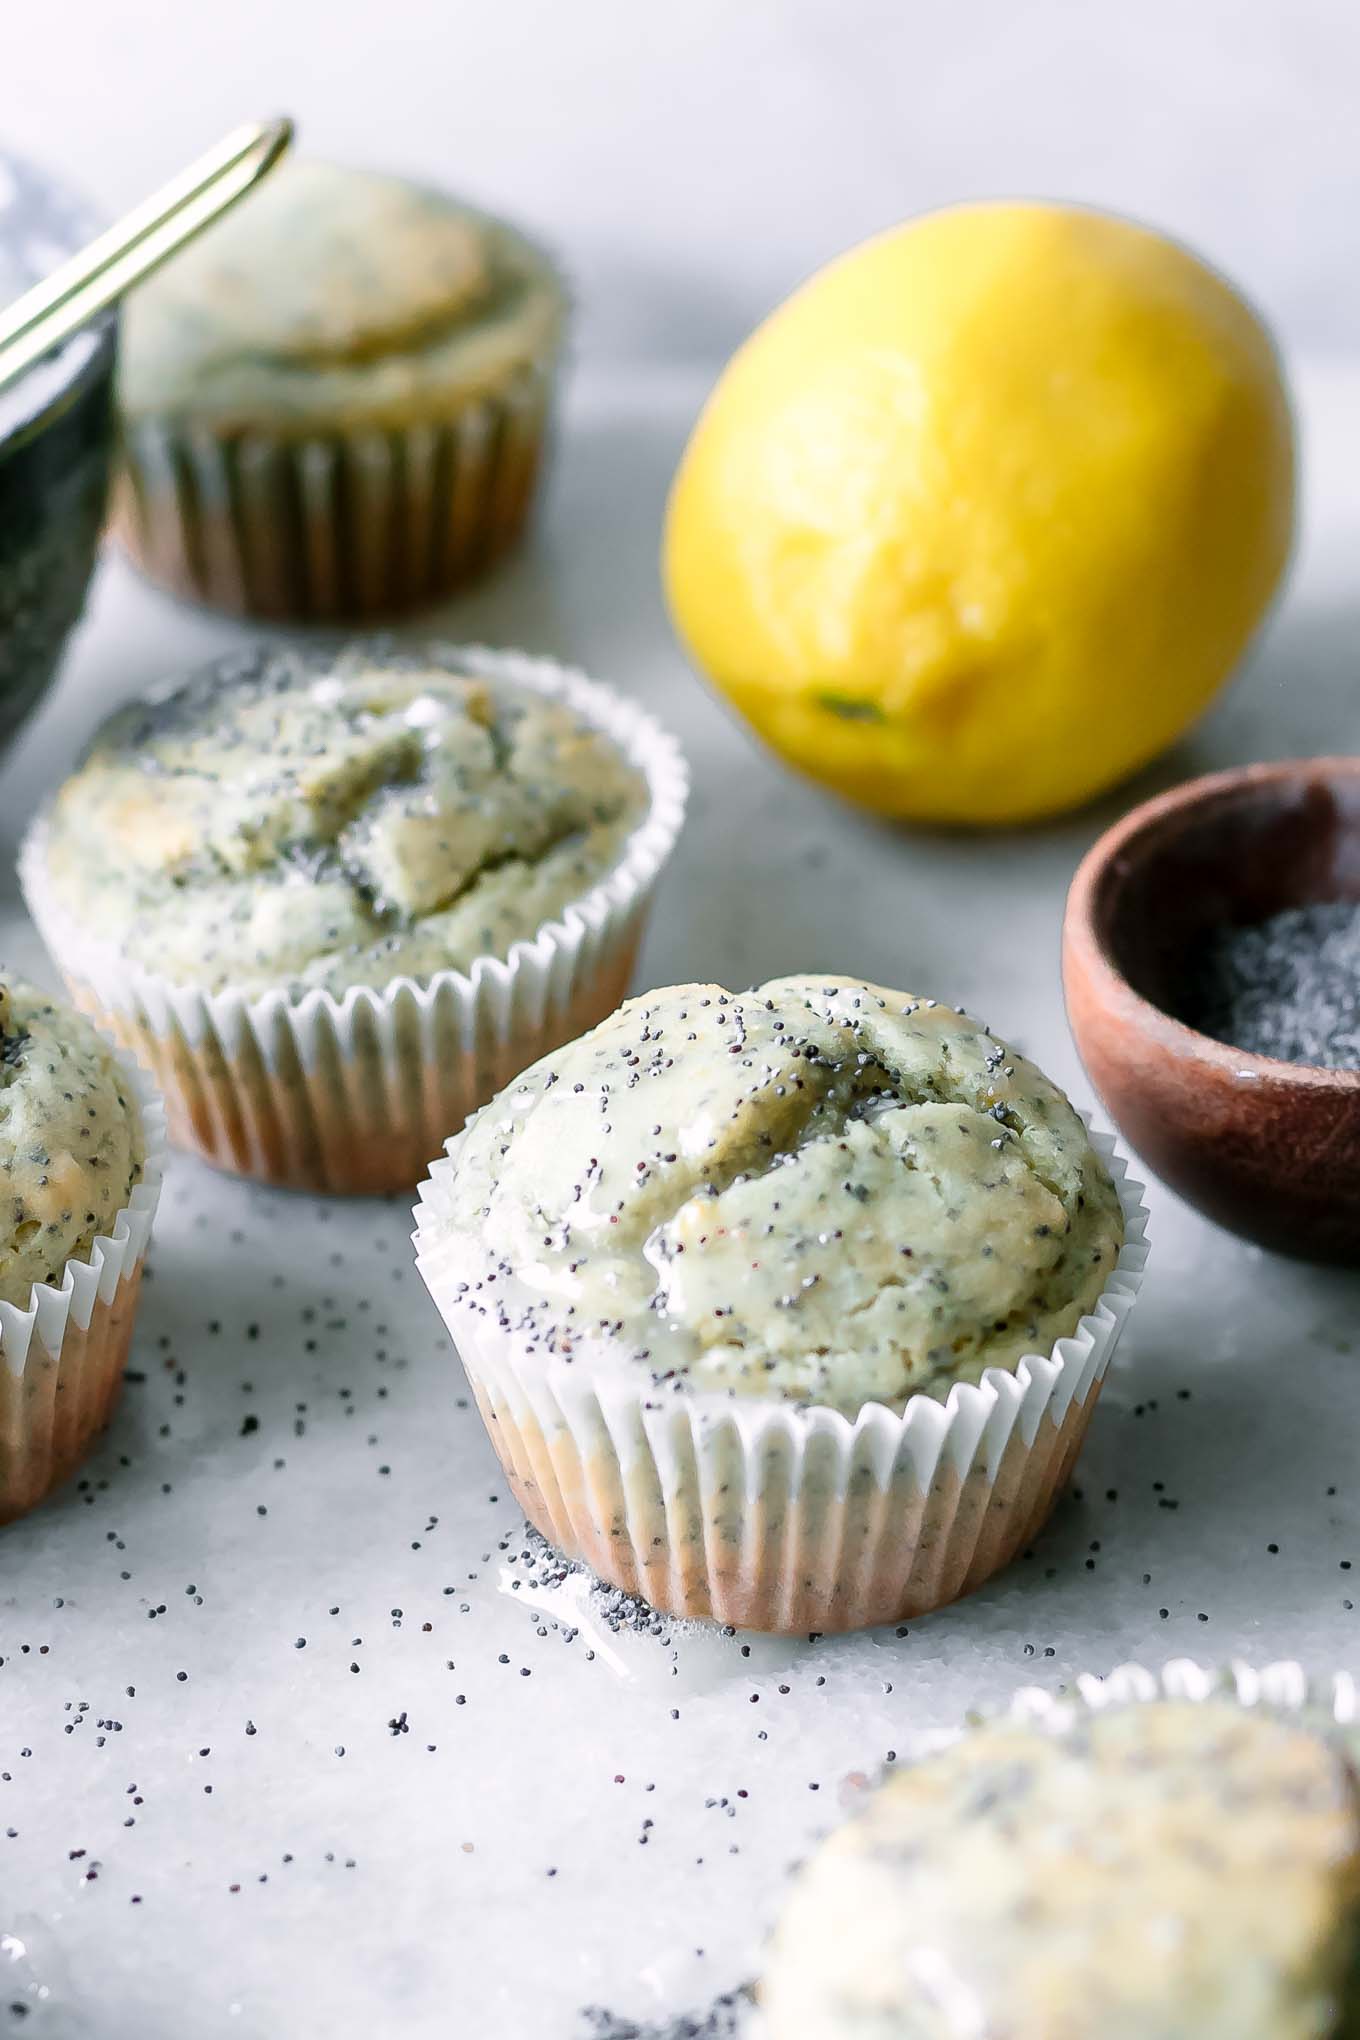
top-left (0, 356), bottom-right (1357, 2038)
top-left (9, 0), bottom-right (1360, 366)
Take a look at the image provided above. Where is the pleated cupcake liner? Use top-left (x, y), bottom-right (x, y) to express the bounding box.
top-left (0, 1056), bottom-right (165, 1524)
top-left (114, 358), bottom-right (556, 622)
top-left (1010, 1655), bottom-right (1360, 1732)
top-left (414, 1125), bottom-right (1149, 1634)
top-left (20, 645), bottom-right (688, 1197)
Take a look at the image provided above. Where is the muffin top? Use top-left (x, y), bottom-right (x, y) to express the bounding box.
top-left (119, 158), bottom-right (565, 430)
top-left (761, 1699), bottom-right (1360, 2040)
top-left (0, 979), bottom-right (143, 1309)
top-left (432, 975), bottom-right (1124, 1410)
top-left (42, 647), bottom-right (647, 998)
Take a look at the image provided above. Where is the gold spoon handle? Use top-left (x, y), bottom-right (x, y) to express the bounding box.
top-left (0, 116), bottom-right (294, 397)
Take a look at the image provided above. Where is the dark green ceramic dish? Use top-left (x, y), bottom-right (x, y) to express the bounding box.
top-left (0, 149), bottom-right (116, 755)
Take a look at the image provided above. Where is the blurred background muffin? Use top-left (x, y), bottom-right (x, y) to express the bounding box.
top-left (763, 1673), bottom-right (1360, 2038)
top-left (114, 157), bottom-right (567, 622)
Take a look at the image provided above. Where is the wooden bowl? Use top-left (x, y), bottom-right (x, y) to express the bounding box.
top-left (1063, 758), bottom-right (1360, 1264)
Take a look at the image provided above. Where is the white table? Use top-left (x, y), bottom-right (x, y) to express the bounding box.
top-left (0, 359), bottom-right (1357, 2038)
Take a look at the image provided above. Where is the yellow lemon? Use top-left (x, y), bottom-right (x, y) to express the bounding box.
top-left (663, 202), bottom-right (1294, 825)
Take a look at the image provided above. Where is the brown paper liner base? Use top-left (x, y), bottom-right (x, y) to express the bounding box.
top-left (471, 1381), bottom-right (1101, 1634)
top-left (70, 938), bottom-right (637, 1196)
top-left (0, 1269), bottom-right (144, 1524)
top-left (113, 379), bottom-right (550, 623)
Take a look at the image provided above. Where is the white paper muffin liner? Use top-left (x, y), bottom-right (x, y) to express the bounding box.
top-left (19, 645), bottom-right (688, 1197)
top-left (0, 1054), bottom-right (164, 1524)
top-left (414, 1123), bottom-right (1148, 1634)
top-left (115, 358), bottom-right (559, 622)
top-left (1011, 1654), bottom-right (1360, 1729)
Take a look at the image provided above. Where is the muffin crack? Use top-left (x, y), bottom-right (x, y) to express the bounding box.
top-left (43, 647), bottom-right (647, 995)
top-left (448, 977), bottom-right (1124, 1411)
